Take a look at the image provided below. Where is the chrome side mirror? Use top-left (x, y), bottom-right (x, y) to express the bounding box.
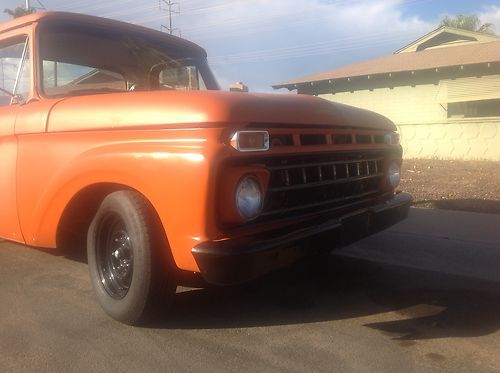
top-left (229, 82), bottom-right (249, 92)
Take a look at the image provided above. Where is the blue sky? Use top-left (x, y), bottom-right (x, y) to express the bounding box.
top-left (2, 0), bottom-right (500, 92)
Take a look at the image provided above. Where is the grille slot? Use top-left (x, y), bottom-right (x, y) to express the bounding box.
top-left (270, 134), bottom-right (294, 147)
top-left (300, 134), bottom-right (327, 145)
top-left (356, 134), bottom-right (372, 144)
top-left (332, 134), bottom-right (353, 144)
top-left (263, 154), bottom-right (384, 219)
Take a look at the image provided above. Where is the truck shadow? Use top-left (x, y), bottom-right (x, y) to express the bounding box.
top-left (147, 255), bottom-right (500, 341)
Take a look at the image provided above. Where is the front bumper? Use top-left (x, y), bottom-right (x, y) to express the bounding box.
top-left (193, 192), bottom-right (412, 285)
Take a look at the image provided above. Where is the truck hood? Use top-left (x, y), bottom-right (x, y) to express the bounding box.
top-left (47, 90), bottom-right (396, 133)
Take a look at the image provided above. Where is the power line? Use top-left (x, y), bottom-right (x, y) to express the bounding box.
top-left (125, 0), bottom-right (432, 42)
top-left (33, 0), bottom-right (46, 10)
top-left (159, 0), bottom-right (181, 36)
top-left (119, 0), bottom-right (248, 26)
top-left (207, 32), bottom-right (418, 66)
top-left (36, 0), bottom-right (432, 67)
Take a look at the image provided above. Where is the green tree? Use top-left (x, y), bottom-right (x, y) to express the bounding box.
top-left (4, 6), bottom-right (36, 18)
top-left (440, 14), bottom-right (495, 35)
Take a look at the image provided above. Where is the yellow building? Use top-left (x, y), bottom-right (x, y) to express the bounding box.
top-left (273, 27), bottom-right (500, 160)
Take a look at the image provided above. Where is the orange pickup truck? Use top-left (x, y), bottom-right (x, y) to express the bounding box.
top-left (0, 12), bottom-right (411, 324)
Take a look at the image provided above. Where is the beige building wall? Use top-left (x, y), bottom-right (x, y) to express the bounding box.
top-left (397, 118), bottom-right (500, 159)
top-left (319, 75), bottom-right (500, 160)
top-left (321, 83), bottom-right (446, 124)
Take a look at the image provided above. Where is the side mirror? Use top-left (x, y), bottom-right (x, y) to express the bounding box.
top-left (229, 82), bottom-right (249, 92)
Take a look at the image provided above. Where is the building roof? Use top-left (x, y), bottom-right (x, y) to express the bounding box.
top-left (395, 26), bottom-right (499, 53)
top-left (273, 27), bottom-right (500, 90)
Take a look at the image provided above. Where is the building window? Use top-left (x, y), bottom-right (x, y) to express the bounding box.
top-left (448, 99), bottom-right (500, 118)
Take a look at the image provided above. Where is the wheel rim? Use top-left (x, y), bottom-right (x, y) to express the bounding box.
top-left (95, 212), bottom-right (133, 299)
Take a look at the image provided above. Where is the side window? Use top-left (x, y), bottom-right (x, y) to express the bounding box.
top-left (0, 37), bottom-right (30, 106)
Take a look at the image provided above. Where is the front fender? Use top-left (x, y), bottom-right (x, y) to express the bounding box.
top-left (16, 128), bottom-right (225, 271)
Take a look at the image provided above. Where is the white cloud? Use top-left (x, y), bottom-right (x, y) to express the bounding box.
top-left (479, 5), bottom-right (500, 34)
top-left (180, 0), bottom-right (434, 45)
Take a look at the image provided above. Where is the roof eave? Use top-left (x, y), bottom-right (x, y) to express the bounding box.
top-left (272, 61), bottom-right (498, 90)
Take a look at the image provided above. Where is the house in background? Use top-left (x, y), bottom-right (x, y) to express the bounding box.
top-left (273, 27), bottom-right (500, 160)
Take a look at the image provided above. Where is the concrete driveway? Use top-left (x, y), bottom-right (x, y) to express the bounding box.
top-left (1, 208), bottom-right (499, 372)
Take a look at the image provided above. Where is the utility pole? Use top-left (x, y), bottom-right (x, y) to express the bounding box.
top-left (25, 0), bottom-right (30, 10)
top-left (159, 0), bottom-right (180, 36)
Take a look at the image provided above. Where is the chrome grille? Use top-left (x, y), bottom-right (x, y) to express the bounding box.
top-left (262, 154), bottom-right (384, 218)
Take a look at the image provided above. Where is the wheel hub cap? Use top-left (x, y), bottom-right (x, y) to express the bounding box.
top-left (96, 215), bottom-right (134, 299)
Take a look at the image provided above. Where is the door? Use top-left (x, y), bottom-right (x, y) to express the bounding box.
top-left (0, 36), bottom-right (30, 243)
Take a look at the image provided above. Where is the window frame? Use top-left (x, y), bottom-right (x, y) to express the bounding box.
top-left (447, 98), bottom-right (500, 119)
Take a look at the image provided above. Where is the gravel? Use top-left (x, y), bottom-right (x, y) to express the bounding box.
top-left (398, 159), bottom-right (500, 215)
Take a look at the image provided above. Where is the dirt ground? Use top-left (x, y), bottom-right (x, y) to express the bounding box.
top-left (398, 159), bottom-right (500, 215)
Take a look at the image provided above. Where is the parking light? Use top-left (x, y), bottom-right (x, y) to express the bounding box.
top-left (230, 131), bottom-right (269, 152)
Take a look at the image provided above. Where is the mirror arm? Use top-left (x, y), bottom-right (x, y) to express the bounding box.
top-left (0, 87), bottom-right (25, 105)
top-left (0, 87), bottom-right (25, 104)
top-left (0, 87), bottom-right (15, 97)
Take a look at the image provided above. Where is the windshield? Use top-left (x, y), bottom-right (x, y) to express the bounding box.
top-left (38, 21), bottom-right (219, 97)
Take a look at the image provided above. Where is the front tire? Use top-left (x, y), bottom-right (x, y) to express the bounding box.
top-left (87, 190), bottom-right (175, 324)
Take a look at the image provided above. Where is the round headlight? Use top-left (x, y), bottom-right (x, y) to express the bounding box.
top-left (235, 175), bottom-right (263, 221)
top-left (388, 161), bottom-right (401, 188)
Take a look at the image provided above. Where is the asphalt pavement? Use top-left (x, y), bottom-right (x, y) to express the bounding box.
top-left (1, 208), bottom-right (499, 372)
top-left (339, 207), bottom-right (500, 282)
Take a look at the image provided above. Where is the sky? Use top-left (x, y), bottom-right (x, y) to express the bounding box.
top-left (1, 0), bottom-right (500, 92)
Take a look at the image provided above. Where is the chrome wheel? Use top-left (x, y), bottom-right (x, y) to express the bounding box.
top-left (96, 213), bottom-right (133, 299)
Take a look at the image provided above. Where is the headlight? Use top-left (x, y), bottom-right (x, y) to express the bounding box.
top-left (388, 161), bottom-right (401, 188)
top-left (384, 132), bottom-right (400, 145)
top-left (235, 175), bottom-right (264, 221)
